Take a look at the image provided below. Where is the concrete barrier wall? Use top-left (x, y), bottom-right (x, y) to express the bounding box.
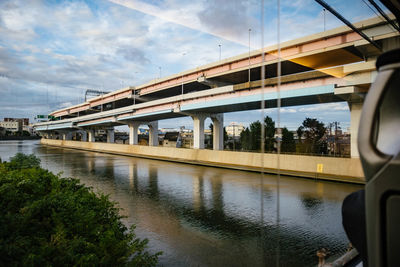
top-left (41, 139), bottom-right (365, 184)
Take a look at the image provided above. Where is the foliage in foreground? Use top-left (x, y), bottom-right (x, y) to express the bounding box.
top-left (0, 153), bottom-right (160, 266)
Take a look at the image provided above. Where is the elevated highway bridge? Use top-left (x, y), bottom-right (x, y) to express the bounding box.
top-left (35, 16), bottom-right (399, 160)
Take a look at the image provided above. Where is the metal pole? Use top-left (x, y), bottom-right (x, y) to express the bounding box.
top-left (248, 28), bottom-right (251, 83)
top-left (323, 8), bottom-right (326, 31)
top-left (233, 124), bottom-right (236, 151)
top-left (181, 53), bottom-right (186, 95)
top-left (219, 44), bottom-right (221, 61)
top-left (181, 73), bottom-right (184, 95)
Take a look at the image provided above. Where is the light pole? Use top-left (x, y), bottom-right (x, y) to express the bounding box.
top-left (181, 52), bottom-right (186, 95)
top-left (159, 66), bottom-right (162, 79)
top-left (323, 8), bottom-right (326, 31)
top-left (132, 71), bottom-right (138, 106)
top-left (248, 28), bottom-right (251, 84)
top-left (219, 44), bottom-right (221, 61)
top-left (233, 124), bottom-right (236, 151)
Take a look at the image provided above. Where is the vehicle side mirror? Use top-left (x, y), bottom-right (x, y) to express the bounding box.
top-left (358, 48), bottom-right (400, 267)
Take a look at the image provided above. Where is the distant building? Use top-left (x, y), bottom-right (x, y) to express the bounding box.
top-left (23, 124), bottom-right (36, 134)
top-left (160, 127), bottom-right (182, 133)
top-left (4, 118), bottom-right (29, 126)
top-left (0, 120), bottom-right (22, 132)
top-left (181, 131), bottom-right (193, 148)
top-left (225, 122), bottom-right (244, 137)
top-left (163, 132), bottom-right (182, 148)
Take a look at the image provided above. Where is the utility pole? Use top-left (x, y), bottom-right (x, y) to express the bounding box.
top-left (181, 53), bottom-right (186, 95)
top-left (248, 28), bottom-right (251, 84)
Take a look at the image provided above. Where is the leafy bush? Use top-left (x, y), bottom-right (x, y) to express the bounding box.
top-left (7, 153), bottom-right (41, 170)
top-left (0, 154), bottom-right (160, 266)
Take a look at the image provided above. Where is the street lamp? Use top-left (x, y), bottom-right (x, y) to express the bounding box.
top-left (181, 52), bottom-right (186, 95)
top-left (219, 44), bottom-right (221, 61)
top-left (248, 28), bottom-right (251, 83)
top-left (132, 71), bottom-right (139, 106)
top-left (233, 124), bottom-right (236, 151)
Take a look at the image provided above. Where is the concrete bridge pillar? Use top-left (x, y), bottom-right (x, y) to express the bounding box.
top-left (107, 129), bottom-right (115, 143)
top-left (87, 129), bottom-right (95, 142)
top-left (148, 121), bottom-right (159, 146)
top-left (62, 132), bottom-right (72, 141)
top-left (211, 113), bottom-right (224, 150)
top-left (81, 131), bottom-right (87, 142)
top-left (128, 122), bottom-right (141, 145)
top-left (349, 101), bottom-right (363, 158)
top-left (192, 114), bottom-right (207, 149)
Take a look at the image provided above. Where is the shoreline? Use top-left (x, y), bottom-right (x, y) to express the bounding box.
top-left (40, 139), bottom-right (365, 185)
top-left (0, 136), bottom-right (41, 141)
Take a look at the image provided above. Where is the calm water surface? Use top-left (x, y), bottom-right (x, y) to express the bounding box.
top-left (0, 140), bottom-right (362, 266)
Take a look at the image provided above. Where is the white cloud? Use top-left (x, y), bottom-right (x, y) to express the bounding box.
top-left (280, 108), bottom-right (297, 113)
top-left (0, 0), bottom-right (371, 125)
top-left (299, 103), bottom-right (349, 112)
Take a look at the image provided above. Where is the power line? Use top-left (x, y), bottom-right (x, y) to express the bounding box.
top-left (367, 0), bottom-right (400, 32)
top-left (315, 0), bottom-right (382, 50)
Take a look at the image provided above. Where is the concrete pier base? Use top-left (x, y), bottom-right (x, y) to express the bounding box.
top-left (349, 101), bottom-right (363, 158)
top-left (128, 122), bottom-right (141, 145)
top-left (211, 113), bottom-right (224, 150)
top-left (81, 131), bottom-right (87, 142)
top-left (107, 129), bottom-right (115, 143)
top-left (87, 129), bottom-right (95, 142)
top-left (148, 121), bottom-right (158, 146)
top-left (192, 114), bottom-right (206, 149)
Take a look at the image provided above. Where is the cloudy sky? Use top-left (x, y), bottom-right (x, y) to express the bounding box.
top-left (0, 0), bottom-right (386, 130)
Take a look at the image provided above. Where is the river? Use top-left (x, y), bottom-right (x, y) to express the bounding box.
top-left (0, 140), bottom-right (363, 266)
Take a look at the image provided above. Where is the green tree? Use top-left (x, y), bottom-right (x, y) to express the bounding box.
top-left (296, 126), bottom-right (304, 143)
top-left (249, 120), bottom-right (262, 151)
top-left (281, 127), bottom-right (296, 152)
top-left (264, 116), bottom-right (275, 152)
top-left (240, 127), bottom-right (251, 150)
top-left (223, 126), bottom-right (228, 147)
top-left (0, 154), bottom-right (161, 266)
top-left (298, 118), bottom-right (327, 154)
top-left (239, 116), bottom-right (276, 152)
top-left (208, 123), bottom-right (214, 149)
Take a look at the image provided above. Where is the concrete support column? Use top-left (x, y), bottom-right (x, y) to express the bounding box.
top-left (147, 121), bottom-right (159, 146)
top-left (107, 129), bottom-right (115, 143)
top-left (211, 113), bottom-right (224, 150)
top-left (349, 101), bottom-right (363, 158)
top-left (81, 131), bottom-right (87, 142)
top-left (87, 129), bottom-right (95, 142)
top-left (128, 122), bottom-right (141, 145)
top-left (62, 132), bottom-right (72, 140)
top-left (192, 114), bottom-right (206, 149)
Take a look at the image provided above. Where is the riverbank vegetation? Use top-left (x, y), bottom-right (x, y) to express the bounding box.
top-left (0, 153), bottom-right (160, 266)
top-left (239, 116), bottom-right (329, 155)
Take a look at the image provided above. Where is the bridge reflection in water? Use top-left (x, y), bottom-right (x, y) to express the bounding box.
top-left (0, 141), bottom-right (362, 267)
